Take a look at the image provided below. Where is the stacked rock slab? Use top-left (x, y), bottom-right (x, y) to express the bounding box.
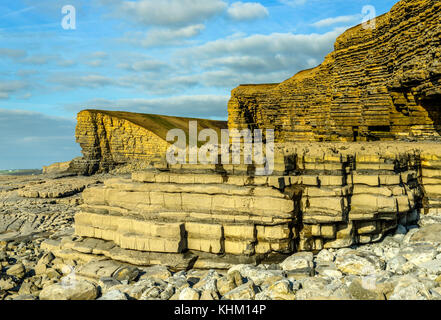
top-left (73, 163), bottom-right (297, 269)
top-left (51, 143), bottom-right (441, 270)
top-left (228, 0), bottom-right (441, 142)
top-left (296, 151), bottom-right (422, 251)
top-left (421, 153), bottom-right (441, 215)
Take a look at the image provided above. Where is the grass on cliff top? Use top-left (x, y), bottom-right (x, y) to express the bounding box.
top-left (85, 109), bottom-right (228, 143)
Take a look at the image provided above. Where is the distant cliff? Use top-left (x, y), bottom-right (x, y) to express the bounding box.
top-left (71, 110), bottom-right (227, 175)
top-left (228, 0), bottom-right (441, 142)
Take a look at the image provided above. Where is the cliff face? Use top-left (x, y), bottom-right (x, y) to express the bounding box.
top-left (228, 0), bottom-right (441, 142)
top-left (71, 110), bottom-right (228, 175)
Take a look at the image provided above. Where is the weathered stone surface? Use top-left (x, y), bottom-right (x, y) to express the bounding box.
top-left (335, 250), bottom-right (385, 276)
top-left (98, 290), bottom-right (128, 300)
top-left (72, 110), bottom-right (227, 175)
top-left (222, 281), bottom-right (257, 300)
top-left (228, 0), bottom-right (441, 143)
top-left (18, 177), bottom-right (101, 199)
top-left (39, 278), bottom-right (98, 300)
top-left (42, 161), bottom-right (72, 175)
top-left (280, 252), bottom-right (314, 274)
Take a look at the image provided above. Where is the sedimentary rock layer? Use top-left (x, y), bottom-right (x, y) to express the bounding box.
top-left (228, 0), bottom-right (441, 142)
top-left (67, 142), bottom-right (441, 268)
top-left (71, 110), bottom-right (228, 175)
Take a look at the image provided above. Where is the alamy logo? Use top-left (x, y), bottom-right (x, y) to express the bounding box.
top-left (362, 5), bottom-right (376, 30)
top-left (61, 5), bottom-right (76, 30)
top-left (166, 121), bottom-right (275, 176)
top-left (60, 265), bottom-right (78, 289)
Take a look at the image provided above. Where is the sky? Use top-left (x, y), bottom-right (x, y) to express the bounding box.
top-left (0, 0), bottom-right (398, 169)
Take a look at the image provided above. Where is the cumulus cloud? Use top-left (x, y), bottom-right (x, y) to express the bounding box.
top-left (227, 2), bottom-right (269, 21)
top-left (123, 24), bottom-right (205, 48)
top-left (175, 28), bottom-right (345, 88)
top-left (48, 73), bottom-right (116, 89)
top-left (311, 14), bottom-right (361, 28)
top-left (128, 59), bottom-right (171, 72)
top-left (111, 28), bottom-right (345, 94)
top-left (181, 29), bottom-right (343, 61)
top-left (0, 109), bottom-right (80, 169)
top-left (108, 0), bottom-right (227, 27)
top-left (65, 95), bottom-right (230, 119)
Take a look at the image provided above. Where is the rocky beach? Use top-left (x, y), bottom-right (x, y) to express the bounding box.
top-left (2, 141), bottom-right (441, 300)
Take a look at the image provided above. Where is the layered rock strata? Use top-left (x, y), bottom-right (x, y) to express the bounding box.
top-left (71, 166), bottom-right (297, 270)
top-left (51, 143), bottom-right (441, 270)
top-left (71, 110), bottom-right (228, 175)
top-left (228, 0), bottom-right (441, 142)
top-left (421, 154), bottom-right (441, 215)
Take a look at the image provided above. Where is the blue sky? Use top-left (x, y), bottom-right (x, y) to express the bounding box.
top-left (0, 0), bottom-right (397, 169)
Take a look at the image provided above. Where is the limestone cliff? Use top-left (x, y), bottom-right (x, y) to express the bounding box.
top-left (71, 110), bottom-right (228, 175)
top-left (228, 0), bottom-right (441, 142)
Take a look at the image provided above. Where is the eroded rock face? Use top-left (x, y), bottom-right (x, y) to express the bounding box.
top-left (228, 0), bottom-right (441, 142)
top-left (53, 142), bottom-right (441, 268)
top-left (72, 110), bottom-right (228, 175)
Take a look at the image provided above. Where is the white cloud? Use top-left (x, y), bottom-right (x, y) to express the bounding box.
top-left (0, 80), bottom-right (27, 99)
top-left (130, 59), bottom-right (171, 72)
top-left (113, 28), bottom-right (345, 94)
top-left (227, 2), bottom-right (269, 21)
top-left (181, 29), bottom-right (343, 59)
top-left (311, 14), bottom-right (361, 28)
top-left (179, 28), bottom-right (343, 73)
top-left (112, 0), bottom-right (227, 27)
top-left (48, 73), bottom-right (116, 88)
top-left (167, 28), bottom-right (346, 90)
top-left (124, 24), bottom-right (205, 48)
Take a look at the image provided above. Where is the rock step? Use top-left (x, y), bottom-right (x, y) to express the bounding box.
top-left (162, 162), bottom-right (291, 175)
top-left (79, 205), bottom-right (292, 225)
top-left (82, 187), bottom-right (295, 218)
top-left (74, 211), bottom-right (293, 255)
top-left (104, 178), bottom-right (287, 198)
top-left (41, 238), bottom-right (198, 271)
top-left (132, 171), bottom-right (292, 188)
